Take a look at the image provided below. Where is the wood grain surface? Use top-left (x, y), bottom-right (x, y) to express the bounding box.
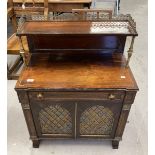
top-left (17, 21), bottom-right (137, 36)
top-left (15, 53), bottom-right (138, 90)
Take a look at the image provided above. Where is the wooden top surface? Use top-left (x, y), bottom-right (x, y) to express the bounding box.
top-left (17, 21), bottom-right (137, 36)
top-left (12, 0), bottom-right (92, 3)
top-left (15, 53), bottom-right (138, 90)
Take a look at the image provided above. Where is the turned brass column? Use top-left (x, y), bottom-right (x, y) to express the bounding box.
top-left (18, 36), bottom-right (29, 66)
top-left (126, 36), bottom-right (135, 67)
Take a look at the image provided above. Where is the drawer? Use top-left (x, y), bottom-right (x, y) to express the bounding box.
top-left (28, 91), bottom-right (125, 101)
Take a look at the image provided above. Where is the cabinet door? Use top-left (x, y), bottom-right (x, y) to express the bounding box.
top-left (28, 92), bottom-right (75, 138)
top-left (76, 100), bottom-right (123, 139)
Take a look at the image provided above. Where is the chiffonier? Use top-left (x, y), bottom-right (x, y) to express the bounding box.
top-left (15, 15), bottom-right (138, 149)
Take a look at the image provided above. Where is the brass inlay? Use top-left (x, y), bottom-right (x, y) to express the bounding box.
top-left (122, 104), bottom-right (131, 111)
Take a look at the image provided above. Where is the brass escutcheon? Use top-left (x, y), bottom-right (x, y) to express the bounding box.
top-left (37, 93), bottom-right (43, 99)
top-left (108, 94), bottom-right (115, 100)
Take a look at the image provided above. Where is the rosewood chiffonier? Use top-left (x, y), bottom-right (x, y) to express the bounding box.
top-left (15, 15), bottom-right (138, 149)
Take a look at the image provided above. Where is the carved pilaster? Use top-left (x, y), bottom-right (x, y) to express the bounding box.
top-left (16, 90), bottom-right (38, 140)
top-left (114, 91), bottom-right (137, 139)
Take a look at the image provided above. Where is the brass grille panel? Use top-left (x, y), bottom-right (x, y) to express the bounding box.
top-left (80, 105), bottom-right (114, 135)
top-left (39, 105), bottom-right (72, 134)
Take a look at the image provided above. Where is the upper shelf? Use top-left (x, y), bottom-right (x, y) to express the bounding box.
top-left (16, 14), bottom-right (138, 36)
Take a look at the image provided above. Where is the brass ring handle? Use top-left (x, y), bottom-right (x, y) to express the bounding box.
top-left (37, 93), bottom-right (43, 99)
top-left (108, 94), bottom-right (115, 100)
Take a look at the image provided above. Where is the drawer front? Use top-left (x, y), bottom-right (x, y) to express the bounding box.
top-left (28, 91), bottom-right (125, 102)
